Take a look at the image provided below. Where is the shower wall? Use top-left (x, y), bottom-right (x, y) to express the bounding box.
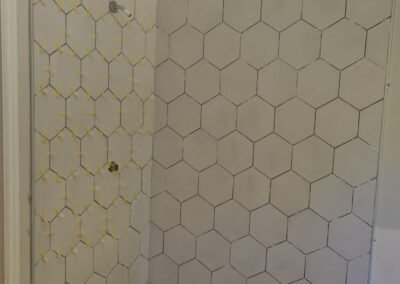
top-left (32, 0), bottom-right (156, 283)
top-left (151, 0), bottom-right (393, 284)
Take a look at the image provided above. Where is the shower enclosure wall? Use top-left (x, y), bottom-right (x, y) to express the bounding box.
top-left (31, 0), bottom-right (394, 283)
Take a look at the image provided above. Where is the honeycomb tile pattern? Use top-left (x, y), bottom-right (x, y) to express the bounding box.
top-left (152, 0), bottom-right (392, 284)
top-left (32, 0), bottom-right (155, 283)
top-left (33, 0), bottom-right (392, 283)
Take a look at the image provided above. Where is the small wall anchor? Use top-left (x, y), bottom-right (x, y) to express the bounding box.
top-left (109, 1), bottom-right (133, 17)
top-left (108, 161), bottom-right (119, 173)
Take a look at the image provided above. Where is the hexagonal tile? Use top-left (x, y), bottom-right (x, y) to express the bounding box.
top-left (34, 132), bottom-right (50, 180)
top-left (202, 95), bottom-right (236, 139)
top-left (366, 19), bottom-right (391, 68)
top-left (329, 214), bottom-right (372, 259)
top-left (275, 98), bottom-right (315, 144)
top-left (197, 230), bottom-right (230, 270)
top-left (149, 254), bottom-right (178, 284)
top-left (123, 21), bottom-right (145, 65)
top-left (34, 251), bottom-right (65, 284)
top-left (134, 59), bottom-right (155, 100)
top-left (94, 235), bottom-right (118, 277)
top-left (340, 59), bottom-right (386, 110)
top-left (231, 236), bottom-right (266, 277)
top-left (130, 193), bottom-right (150, 231)
top-left (135, 0), bottom-right (157, 32)
top-left (151, 192), bottom-right (180, 231)
top-left (33, 0), bottom-right (65, 53)
top-left (34, 215), bottom-right (50, 263)
top-left (217, 132), bottom-right (253, 175)
top-left (237, 96), bottom-right (274, 141)
top-left (288, 210), bottom-right (328, 253)
top-left (35, 172), bottom-right (65, 222)
top-left (129, 256), bottom-right (149, 284)
top-left (347, 254), bottom-right (370, 284)
top-left (119, 228), bottom-right (140, 267)
top-left (205, 24), bottom-right (240, 69)
top-left (250, 204), bottom-right (287, 248)
top-left (155, 60), bottom-right (185, 102)
top-left (280, 21), bottom-right (321, 69)
top-left (82, 0), bottom-right (109, 20)
top-left (166, 161), bottom-right (198, 202)
top-left (242, 22), bottom-right (279, 69)
top-left (95, 91), bottom-right (121, 136)
top-left (221, 60), bottom-right (257, 105)
top-left (141, 223), bottom-right (163, 259)
top-left (107, 197), bottom-right (130, 239)
top-left (67, 6), bottom-right (95, 58)
top-left (86, 274), bottom-right (106, 284)
top-left (108, 264), bottom-right (129, 284)
top-left (54, 0), bottom-right (79, 13)
top-left (306, 248), bottom-right (347, 284)
top-left (153, 128), bottom-right (183, 167)
top-left (298, 60), bottom-right (340, 108)
top-left (94, 168), bottom-right (119, 208)
top-left (81, 128), bottom-right (107, 174)
top-left (66, 89), bottom-right (94, 138)
top-left (359, 101), bottom-right (384, 149)
top-left (186, 60), bottom-right (220, 103)
top-left (292, 136), bottom-right (334, 182)
top-left (316, 99), bottom-right (359, 146)
top-left (303, 0), bottom-right (346, 29)
top-left (212, 266), bottom-right (245, 284)
top-left (199, 165), bottom-right (233, 206)
top-left (168, 95), bottom-right (201, 136)
top-left (145, 95), bottom-right (167, 133)
top-left (157, 0), bottom-right (187, 33)
top-left (50, 46), bottom-right (80, 98)
top-left (121, 94), bottom-right (144, 135)
top-left (66, 167), bottom-right (93, 215)
top-left (81, 202), bottom-right (107, 247)
top-left (51, 129), bottom-right (80, 178)
top-left (109, 55), bottom-right (133, 98)
top-left (180, 260), bottom-right (211, 284)
top-left (119, 162), bottom-right (141, 202)
top-left (321, 19), bottom-right (366, 69)
top-left (258, 60), bottom-right (297, 107)
top-left (267, 242), bottom-right (305, 284)
top-left (215, 200), bottom-right (249, 241)
top-left (334, 139), bottom-right (379, 186)
top-left (33, 42), bottom-right (50, 95)
top-left (347, 0), bottom-right (392, 29)
top-left (310, 175), bottom-right (353, 221)
top-left (165, 226), bottom-right (195, 264)
top-left (271, 171), bottom-right (310, 216)
top-left (353, 179), bottom-right (376, 225)
top-left (108, 128), bottom-right (132, 167)
top-left (182, 196), bottom-right (214, 235)
top-left (184, 129), bottom-right (217, 171)
top-left (66, 243), bottom-right (93, 284)
top-left (248, 273), bottom-right (279, 284)
top-left (96, 14), bottom-right (121, 61)
top-left (224, 0), bottom-right (261, 32)
top-left (81, 51), bottom-right (108, 99)
top-left (170, 24), bottom-right (203, 68)
top-left (254, 134), bottom-right (292, 178)
top-left (234, 168), bottom-right (270, 210)
top-left (51, 208), bottom-right (80, 256)
top-left (188, 0), bottom-right (223, 32)
top-left (132, 130), bottom-right (152, 167)
top-left (262, 0), bottom-right (302, 31)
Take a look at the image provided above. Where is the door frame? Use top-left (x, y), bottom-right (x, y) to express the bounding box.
top-left (1, 0), bottom-right (32, 283)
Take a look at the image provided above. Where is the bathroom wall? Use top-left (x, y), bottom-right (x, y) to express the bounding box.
top-left (32, 0), bottom-right (156, 283)
top-left (151, 0), bottom-right (393, 284)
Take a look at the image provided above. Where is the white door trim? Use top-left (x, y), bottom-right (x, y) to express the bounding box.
top-left (370, 0), bottom-right (400, 283)
top-left (1, 0), bottom-right (31, 283)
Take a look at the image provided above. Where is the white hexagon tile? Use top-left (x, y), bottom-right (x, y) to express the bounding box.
top-left (32, 0), bottom-right (393, 283)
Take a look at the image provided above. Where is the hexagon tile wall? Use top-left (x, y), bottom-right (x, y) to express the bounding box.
top-left (32, 0), bottom-right (393, 283)
top-left (33, 0), bottom-right (155, 283)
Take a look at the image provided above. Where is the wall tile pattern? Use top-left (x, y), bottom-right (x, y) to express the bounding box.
top-left (152, 0), bottom-right (393, 284)
top-left (32, 0), bottom-right (156, 283)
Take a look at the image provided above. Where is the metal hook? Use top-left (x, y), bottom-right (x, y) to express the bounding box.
top-left (109, 1), bottom-right (133, 17)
